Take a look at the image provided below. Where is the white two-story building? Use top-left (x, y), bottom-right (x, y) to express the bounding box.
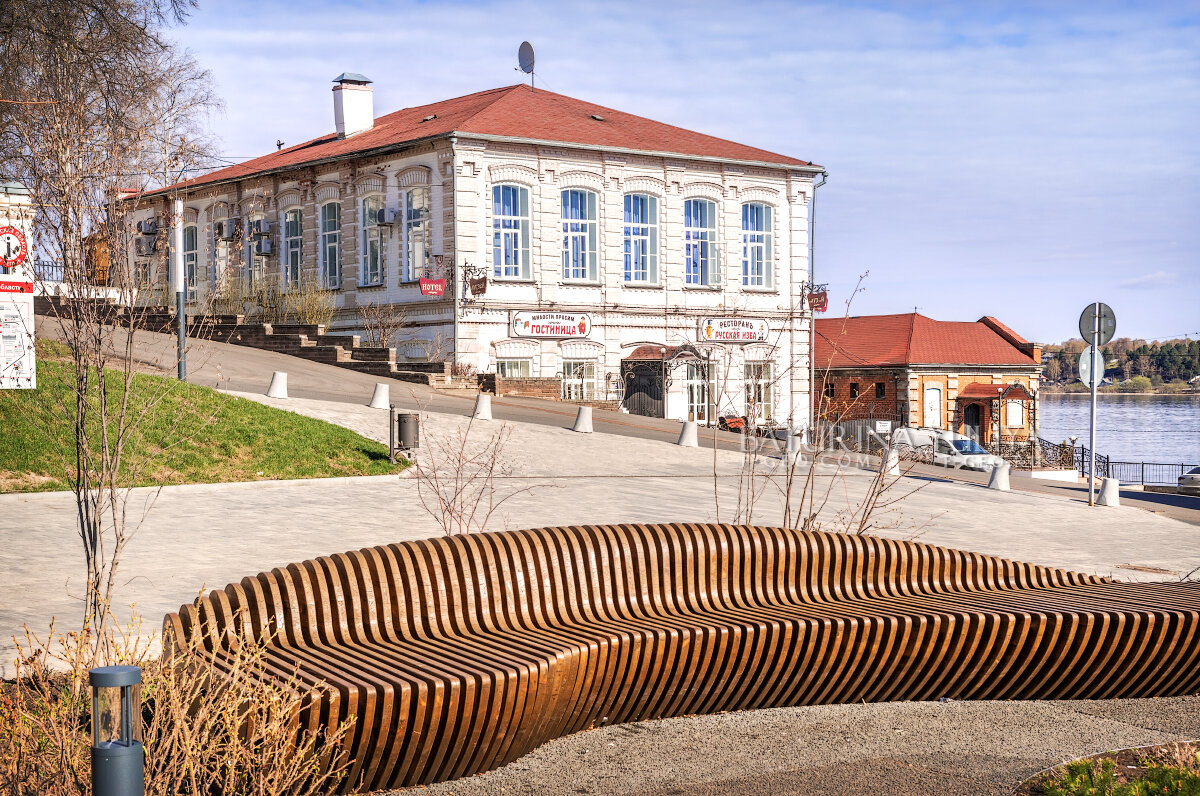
top-left (135, 75), bottom-right (826, 426)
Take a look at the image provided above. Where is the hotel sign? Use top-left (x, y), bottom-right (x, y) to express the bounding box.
top-left (511, 311), bottom-right (591, 339)
top-left (699, 317), bottom-right (770, 344)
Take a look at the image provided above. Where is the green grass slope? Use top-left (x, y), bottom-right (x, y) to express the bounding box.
top-left (0, 343), bottom-right (406, 493)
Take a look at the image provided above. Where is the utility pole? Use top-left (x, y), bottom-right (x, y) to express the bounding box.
top-left (171, 197), bottom-right (186, 380)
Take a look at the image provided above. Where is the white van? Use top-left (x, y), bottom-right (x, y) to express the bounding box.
top-left (891, 427), bottom-right (1006, 472)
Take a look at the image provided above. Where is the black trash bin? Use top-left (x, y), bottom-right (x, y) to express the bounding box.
top-left (396, 412), bottom-right (419, 451)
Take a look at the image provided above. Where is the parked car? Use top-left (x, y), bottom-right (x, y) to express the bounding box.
top-left (1180, 466), bottom-right (1200, 496)
top-left (892, 427), bottom-right (1006, 472)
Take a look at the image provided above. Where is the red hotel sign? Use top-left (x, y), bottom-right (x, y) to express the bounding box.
top-left (511, 311), bottom-right (591, 339)
top-left (418, 277), bottom-right (445, 297)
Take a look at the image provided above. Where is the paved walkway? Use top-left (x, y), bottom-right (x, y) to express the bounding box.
top-left (4, 384), bottom-right (1198, 794)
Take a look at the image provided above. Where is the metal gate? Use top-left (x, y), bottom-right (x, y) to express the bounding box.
top-left (622, 361), bottom-right (664, 418)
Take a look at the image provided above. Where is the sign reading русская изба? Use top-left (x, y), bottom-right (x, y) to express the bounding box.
top-left (698, 317), bottom-right (770, 344)
top-left (510, 311), bottom-right (591, 339)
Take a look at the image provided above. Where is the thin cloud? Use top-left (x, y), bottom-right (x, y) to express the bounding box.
top-left (1118, 271), bottom-right (1177, 289)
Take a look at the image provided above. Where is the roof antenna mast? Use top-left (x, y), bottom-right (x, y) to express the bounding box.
top-left (517, 41), bottom-right (535, 90)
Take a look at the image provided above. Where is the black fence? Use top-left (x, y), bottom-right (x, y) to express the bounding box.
top-left (1071, 446), bottom-right (1196, 485)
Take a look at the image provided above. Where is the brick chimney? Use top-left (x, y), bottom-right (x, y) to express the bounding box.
top-left (979, 316), bottom-right (1041, 362)
top-left (332, 73), bottom-right (373, 138)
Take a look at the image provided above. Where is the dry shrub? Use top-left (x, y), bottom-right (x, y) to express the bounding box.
top-left (1, 613), bottom-right (351, 796)
top-left (355, 301), bottom-right (408, 348)
top-left (282, 281), bottom-right (335, 328)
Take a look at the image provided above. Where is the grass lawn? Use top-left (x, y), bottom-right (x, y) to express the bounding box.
top-left (0, 341), bottom-right (407, 493)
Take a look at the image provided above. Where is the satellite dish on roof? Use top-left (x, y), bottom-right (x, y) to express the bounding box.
top-left (518, 42), bottom-right (535, 74)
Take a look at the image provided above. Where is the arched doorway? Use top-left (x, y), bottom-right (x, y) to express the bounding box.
top-left (963, 403), bottom-right (982, 440)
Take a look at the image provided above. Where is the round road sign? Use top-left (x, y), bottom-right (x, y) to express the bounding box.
top-left (0, 226), bottom-right (28, 272)
top-left (1078, 345), bottom-right (1101, 388)
top-left (1078, 303), bottom-right (1116, 346)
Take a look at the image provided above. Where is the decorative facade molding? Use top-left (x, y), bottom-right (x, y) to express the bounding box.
top-left (487, 163), bottom-right (539, 187)
top-left (275, 189), bottom-right (303, 210)
top-left (354, 174), bottom-right (385, 195)
top-left (491, 338), bottom-right (540, 358)
top-left (738, 186), bottom-right (782, 206)
top-left (314, 182), bottom-right (341, 204)
top-left (555, 170), bottom-right (605, 192)
top-left (680, 181), bottom-right (726, 201)
top-left (559, 340), bottom-right (606, 359)
top-left (620, 175), bottom-right (668, 197)
top-left (398, 166), bottom-right (432, 187)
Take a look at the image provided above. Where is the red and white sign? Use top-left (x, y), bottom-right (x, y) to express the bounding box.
top-left (699, 317), bottom-right (770, 344)
top-left (418, 277), bottom-right (445, 297)
top-left (0, 226), bottom-right (29, 272)
top-left (807, 291), bottom-right (829, 313)
top-left (511, 311), bottom-right (591, 339)
top-left (0, 280), bottom-right (36, 389)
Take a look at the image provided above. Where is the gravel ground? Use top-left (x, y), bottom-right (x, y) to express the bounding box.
top-left (392, 696), bottom-right (1200, 796)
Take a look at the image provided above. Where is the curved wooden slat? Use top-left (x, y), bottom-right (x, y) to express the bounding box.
top-left (163, 524), bottom-right (1200, 792)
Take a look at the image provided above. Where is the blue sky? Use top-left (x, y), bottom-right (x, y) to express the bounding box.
top-left (175, 0), bottom-right (1199, 343)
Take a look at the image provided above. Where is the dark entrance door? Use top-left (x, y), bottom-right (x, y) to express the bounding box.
top-left (964, 402), bottom-right (982, 440)
top-left (622, 361), bottom-right (664, 418)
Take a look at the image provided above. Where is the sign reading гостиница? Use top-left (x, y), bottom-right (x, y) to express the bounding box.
top-left (510, 311), bottom-right (591, 339)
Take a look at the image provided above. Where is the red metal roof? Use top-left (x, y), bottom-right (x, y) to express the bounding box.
top-left (814, 313), bottom-right (1039, 369)
top-left (151, 85), bottom-right (817, 196)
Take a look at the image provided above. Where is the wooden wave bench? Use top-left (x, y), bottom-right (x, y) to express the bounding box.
top-left (164, 524), bottom-right (1200, 792)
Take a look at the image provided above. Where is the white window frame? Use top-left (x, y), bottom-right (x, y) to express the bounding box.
top-left (1006, 400), bottom-right (1025, 429)
top-left (403, 186), bottom-right (429, 283)
top-left (245, 214), bottom-right (264, 290)
top-left (741, 202), bottom-right (773, 289)
top-left (623, 193), bottom-right (658, 284)
top-left (360, 195), bottom-right (385, 287)
top-left (744, 361), bottom-right (774, 422)
top-left (685, 198), bottom-right (718, 287)
top-left (685, 362), bottom-right (716, 422)
top-left (561, 188), bottom-right (598, 282)
top-left (496, 359), bottom-right (532, 378)
top-left (282, 208), bottom-right (302, 288)
top-left (182, 224), bottom-right (197, 302)
top-left (561, 359), bottom-right (598, 401)
top-left (492, 184), bottom-right (530, 280)
top-left (320, 201), bottom-right (341, 289)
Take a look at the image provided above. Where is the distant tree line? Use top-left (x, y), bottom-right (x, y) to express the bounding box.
top-left (1042, 338), bottom-right (1200, 388)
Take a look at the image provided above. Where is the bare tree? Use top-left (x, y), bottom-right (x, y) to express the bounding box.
top-left (356, 300), bottom-right (410, 348)
top-left (1, 0), bottom-right (219, 662)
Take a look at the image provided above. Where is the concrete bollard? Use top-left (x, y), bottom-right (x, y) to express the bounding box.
top-left (571, 406), bottom-right (593, 433)
top-left (787, 431), bottom-right (801, 458)
top-left (1098, 477), bottom-right (1121, 507)
top-left (472, 392), bottom-right (493, 421)
top-left (368, 383), bottom-right (390, 409)
top-left (266, 371), bottom-right (288, 399)
top-left (677, 421), bottom-right (699, 448)
top-left (880, 448), bottom-right (900, 477)
top-left (987, 461), bottom-right (1011, 492)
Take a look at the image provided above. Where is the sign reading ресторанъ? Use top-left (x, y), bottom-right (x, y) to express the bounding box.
top-left (698, 317), bottom-right (770, 344)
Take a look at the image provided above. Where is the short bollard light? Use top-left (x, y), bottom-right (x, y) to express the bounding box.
top-left (90, 665), bottom-right (144, 796)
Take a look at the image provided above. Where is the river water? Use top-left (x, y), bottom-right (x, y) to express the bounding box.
top-left (1038, 393), bottom-right (1200, 465)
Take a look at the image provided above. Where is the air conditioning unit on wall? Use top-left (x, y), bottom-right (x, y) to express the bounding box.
top-left (253, 238), bottom-right (272, 257)
top-left (134, 237), bottom-right (158, 257)
top-left (136, 218), bottom-right (158, 236)
top-left (215, 220), bottom-right (239, 241)
top-left (249, 218), bottom-right (270, 237)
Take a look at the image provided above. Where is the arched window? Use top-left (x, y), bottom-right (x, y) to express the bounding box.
top-left (403, 187), bottom-right (429, 283)
top-left (623, 193), bottom-right (657, 283)
top-left (282, 209), bottom-right (302, 287)
top-left (360, 195), bottom-right (385, 286)
top-left (320, 201), bottom-right (341, 288)
top-left (492, 184), bottom-right (530, 280)
top-left (182, 225), bottom-right (197, 302)
top-left (684, 198), bottom-right (717, 286)
top-left (561, 189), bottom-right (597, 281)
top-left (741, 202), bottom-right (772, 288)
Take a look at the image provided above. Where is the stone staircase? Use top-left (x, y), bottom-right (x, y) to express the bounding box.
top-left (34, 296), bottom-right (462, 388)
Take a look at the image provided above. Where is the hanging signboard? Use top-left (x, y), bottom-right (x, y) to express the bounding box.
top-left (807, 291), bottom-right (828, 313)
top-left (0, 281), bottom-right (36, 389)
top-left (467, 275), bottom-right (488, 296)
top-left (418, 277), bottom-right (445, 297)
top-left (511, 311), bottom-right (590, 339)
top-left (698, 317), bottom-right (770, 344)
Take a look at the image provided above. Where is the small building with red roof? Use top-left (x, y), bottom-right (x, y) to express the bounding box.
top-left (813, 313), bottom-right (1043, 442)
top-left (124, 74), bottom-right (826, 425)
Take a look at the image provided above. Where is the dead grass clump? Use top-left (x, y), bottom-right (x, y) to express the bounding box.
top-left (1, 615), bottom-right (352, 795)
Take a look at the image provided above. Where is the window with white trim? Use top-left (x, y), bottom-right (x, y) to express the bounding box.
top-left (1006, 400), bottom-right (1025, 428)
top-left (182, 225), bottom-right (197, 302)
top-left (492, 184), bottom-right (530, 279)
top-left (623, 193), bottom-right (657, 283)
top-left (744, 361), bottom-right (774, 421)
top-left (741, 202), bottom-right (772, 288)
top-left (403, 187), bottom-right (429, 283)
top-left (496, 359), bottom-right (532, 378)
top-left (686, 362), bottom-right (716, 422)
top-left (561, 359), bottom-right (598, 401)
top-left (283, 209), bottom-right (302, 287)
top-left (360, 195), bottom-right (385, 286)
top-left (684, 198), bottom-right (718, 286)
top-left (320, 201), bottom-right (341, 288)
top-left (245, 215), bottom-right (264, 289)
top-left (561, 189), bottom-right (597, 281)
